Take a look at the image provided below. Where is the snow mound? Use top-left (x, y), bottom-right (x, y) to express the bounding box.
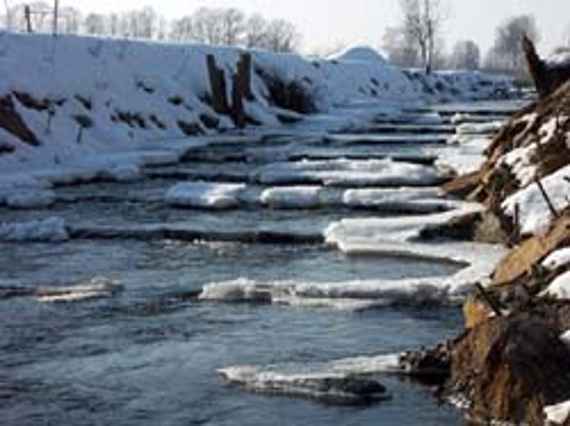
top-left (4, 190), bottom-right (56, 209)
top-left (35, 277), bottom-right (123, 303)
top-left (260, 186), bottom-right (322, 209)
top-left (328, 46), bottom-right (388, 64)
top-left (502, 165), bottom-right (570, 236)
top-left (0, 217), bottom-right (69, 242)
top-left (252, 159), bottom-right (444, 187)
top-left (544, 399), bottom-right (570, 425)
top-left (165, 182), bottom-right (246, 209)
top-left (542, 248), bottom-right (570, 271)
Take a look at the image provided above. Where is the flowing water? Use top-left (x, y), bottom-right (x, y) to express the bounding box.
top-left (0, 101), bottom-right (523, 425)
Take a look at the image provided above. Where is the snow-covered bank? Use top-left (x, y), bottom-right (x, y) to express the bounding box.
top-left (0, 33), bottom-right (512, 181)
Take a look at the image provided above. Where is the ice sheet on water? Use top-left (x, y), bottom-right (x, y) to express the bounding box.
top-left (165, 182), bottom-right (246, 209)
top-left (219, 353), bottom-right (400, 403)
top-left (252, 159), bottom-right (445, 187)
top-left (342, 187), bottom-right (460, 213)
top-left (34, 277), bottom-right (123, 303)
top-left (0, 217), bottom-right (68, 242)
top-left (260, 186), bottom-right (322, 209)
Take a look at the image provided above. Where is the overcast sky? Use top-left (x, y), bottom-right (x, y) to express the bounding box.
top-left (52, 0), bottom-right (570, 54)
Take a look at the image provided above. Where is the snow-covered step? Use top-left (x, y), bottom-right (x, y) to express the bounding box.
top-left (287, 152), bottom-right (438, 166)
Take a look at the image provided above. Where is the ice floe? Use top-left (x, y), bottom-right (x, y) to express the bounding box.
top-left (34, 277), bottom-right (123, 303)
top-left (252, 159), bottom-right (446, 187)
top-left (219, 353), bottom-right (401, 404)
top-left (260, 186), bottom-right (322, 209)
top-left (165, 182), bottom-right (246, 209)
top-left (0, 217), bottom-right (69, 242)
top-left (4, 189), bottom-right (56, 209)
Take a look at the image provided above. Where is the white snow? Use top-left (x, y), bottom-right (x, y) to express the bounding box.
top-left (252, 159), bottom-right (445, 187)
top-left (260, 186), bottom-right (322, 209)
top-left (540, 271), bottom-right (570, 300)
top-left (327, 46), bottom-right (388, 64)
top-left (0, 217), bottom-right (68, 242)
top-left (165, 182), bottom-right (246, 209)
top-left (502, 144), bottom-right (538, 187)
top-left (544, 400), bottom-right (570, 425)
top-left (559, 330), bottom-right (570, 350)
top-left (546, 49), bottom-right (570, 68)
top-left (503, 165), bottom-right (570, 236)
top-left (542, 248), bottom-right (570, 271)
top-left (437, 136), bottom-right (491, 175)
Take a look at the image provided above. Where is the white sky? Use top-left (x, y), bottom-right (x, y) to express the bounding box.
top-left (36, 0), bottom-right (570, 54)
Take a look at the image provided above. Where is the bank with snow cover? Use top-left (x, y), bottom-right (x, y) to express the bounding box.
top-left (0, 33), bottom-right (511, 179)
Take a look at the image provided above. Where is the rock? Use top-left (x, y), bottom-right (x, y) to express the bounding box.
top-left (398, 342), bottom-right (452, 384)
top-left (523, 35), bottom-right (570, 99)
top-left (448, 315), bottom-right (570, 425)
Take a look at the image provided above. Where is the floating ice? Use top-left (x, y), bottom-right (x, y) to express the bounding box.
top-left (260, 186), bottom-right (322, 209)
top-left (0, 217), bottom-right (69, 242)
top-left (252, 159), bottom-right (445, 187)
top-left (35, 277), bottom-right (123, 303)
top-left (165, 182), bottom-right (246, 209)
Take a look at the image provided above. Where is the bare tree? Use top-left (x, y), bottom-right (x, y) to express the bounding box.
top-left (244, 14), bottom-right (268, 48)
top-left (449, 40), bottom-right (480, 70)
top-left (263, 19), bottom-right (300, 53)
top-left (399, 0), bottom-right (446, 73)
top-left (219, 8), bottom-right (245, 45)
top-left (490, 14), bottom-right (540, 74)
top-left (83, 12), bottom-right (105, 36)
top-left (382, 25), bottom-right (420, 67)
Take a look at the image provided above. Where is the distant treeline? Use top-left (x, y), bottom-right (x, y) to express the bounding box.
top-left (0, 3), bottom-right (300, 53)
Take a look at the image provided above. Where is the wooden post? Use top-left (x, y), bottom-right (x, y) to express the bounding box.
top-left (475, 283), bottom-right (504, 318)
top-left (206, 54), bottom-right (230, 115)
top-left (25, 5), bottom-right (32, 33)
top-left (238, 53), bottom-right (253, 101)
top-left (231, 73), bottom-right (245, 129)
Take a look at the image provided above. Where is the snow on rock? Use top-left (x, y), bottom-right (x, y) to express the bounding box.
top-left (540, 271), bottom-right (570, 300)
top-left (4, 189), bottom-right (56, 209)
top-left (260, 186), bottom-right (322, 209)
top-left (0, 217), bottom-right (69, 242)
top-left (546, 50), bottom-right (570, 68)
top-left (252, 159), bottom-right (445, 187)
top-left (542, 248), bottom-right (570, 271)
top-left (35, 277), bottom-right (123, 303)
top-left (502, 165), bottom-right (570, 236)
top-left (544, 399), bottom-right (570, 425)
top-left (342, 187), bottom-right (459, 213)
top-left (501, 144), bottom-right (538, 187)
top-left (165, 182), bottom-right (246, 209)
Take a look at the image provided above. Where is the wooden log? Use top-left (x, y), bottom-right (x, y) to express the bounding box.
top-left (206, 54), bottom-right (230, 114)
top-left (231, 73), bottom-right (246, 128)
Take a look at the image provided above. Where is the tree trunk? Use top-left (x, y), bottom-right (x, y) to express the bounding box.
top-left (206, 54), bottom-right (230, 114)
top-left (523, 35), bottom-right (570, 98)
